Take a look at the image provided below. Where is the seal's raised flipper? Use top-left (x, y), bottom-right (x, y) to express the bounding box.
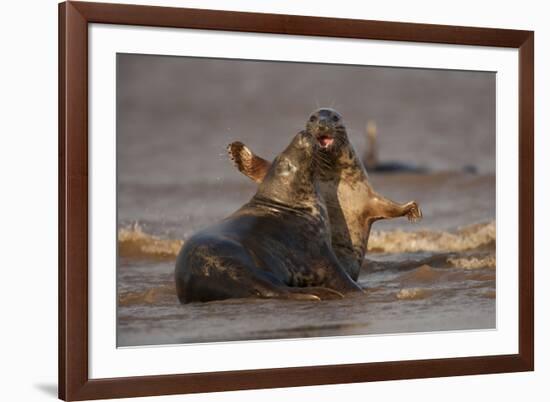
top-left (370, 193), bottom-right (423, 223)
top-left (227, 141), bottom-right (271, 183)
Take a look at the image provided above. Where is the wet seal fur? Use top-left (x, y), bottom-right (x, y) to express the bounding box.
top-left (175, 131), bottom-right (363, 303)
top-left (228, 108), bottom-right (422, 281)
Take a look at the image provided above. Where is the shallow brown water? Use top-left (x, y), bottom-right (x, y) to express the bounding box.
top-left (117, 246), bottom-right (495, 346)
top-left (117, 172), bottom-right (496, 347)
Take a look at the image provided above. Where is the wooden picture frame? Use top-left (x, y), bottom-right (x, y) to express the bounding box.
top-left (59, 1), bottom-right (534, 400)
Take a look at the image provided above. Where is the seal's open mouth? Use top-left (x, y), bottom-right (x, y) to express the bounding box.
top-left (317, 135), bottom-right (334, 149)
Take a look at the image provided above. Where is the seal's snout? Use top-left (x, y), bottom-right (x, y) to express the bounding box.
top-left (313, 121), bottom-right (335, 149)
top-left (317, 120), bottom-right (329, 131)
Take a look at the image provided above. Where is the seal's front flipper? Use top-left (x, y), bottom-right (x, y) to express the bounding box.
top-left (404, 201), bottom-right (422, 222)
top-left (227, 141), bottom-right (272, 183)
top-left (314, 251), bottom-right (365, 295)
top-left (370, 192), bottom-right (422, 223)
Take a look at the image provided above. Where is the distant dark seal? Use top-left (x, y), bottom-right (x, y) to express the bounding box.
top-left (362, 120), bottom-right (429, 174)
top-left (228, 108), bottom-right (422, 281)
top-left (362, 120), bottom-right (476, 174)
top-left (175, 130), bottom-right (363, 303)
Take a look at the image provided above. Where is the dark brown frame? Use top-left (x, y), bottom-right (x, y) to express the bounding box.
top-left (59, 1), bottom-right (534, 400)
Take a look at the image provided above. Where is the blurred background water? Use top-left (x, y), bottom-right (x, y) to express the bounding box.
top-left (116, 53), bottom-right (495, 346)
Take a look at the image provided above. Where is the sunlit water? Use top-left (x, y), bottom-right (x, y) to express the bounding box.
top-left (117, 172), bottom-right (495, 347)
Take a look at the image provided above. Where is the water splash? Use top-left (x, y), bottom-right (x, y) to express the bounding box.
top-left (368, 221), bottom-right (495, 253)
top-left (396, 288), bottom-right (432, 300)
top-left (118, 220), bottom-right (495, 260)
top-left (447, 255), bottom-right (496, 269)
top-left (118, 222), bottom-right (182, 260)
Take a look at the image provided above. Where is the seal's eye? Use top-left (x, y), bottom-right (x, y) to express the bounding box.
top-left (309, 115), bottom-right (317, 122)
top-left (332, 115), bottom-right (340, 122)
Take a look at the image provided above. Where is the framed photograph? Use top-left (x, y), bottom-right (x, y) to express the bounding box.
top-left (59, 1), bottom-right (534, 400)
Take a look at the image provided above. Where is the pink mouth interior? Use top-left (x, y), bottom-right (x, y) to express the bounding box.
top-left (318, 136), bottom-right (334, 148)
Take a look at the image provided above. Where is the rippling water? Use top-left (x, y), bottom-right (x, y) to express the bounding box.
top-left (116, 54), bottom-right (495, 347)
top-left (117, 172), bottom-right (495, 346)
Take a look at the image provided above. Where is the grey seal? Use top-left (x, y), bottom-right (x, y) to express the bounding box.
top-left (176, 130), bottom-right (363, 303)
top-left (227, 108), bottom-right (422, 281)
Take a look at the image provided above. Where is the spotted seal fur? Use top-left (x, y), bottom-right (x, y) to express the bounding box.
top-left (227, 108), bottom-right (422, 281)
top-left (176, 130), bottom-right (363, 303)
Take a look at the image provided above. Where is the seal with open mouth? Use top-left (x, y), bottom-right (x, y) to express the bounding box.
top-left (227, 108), bottom-right (422, 281)
top-left (175, 130), bottom-right (363, 303)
